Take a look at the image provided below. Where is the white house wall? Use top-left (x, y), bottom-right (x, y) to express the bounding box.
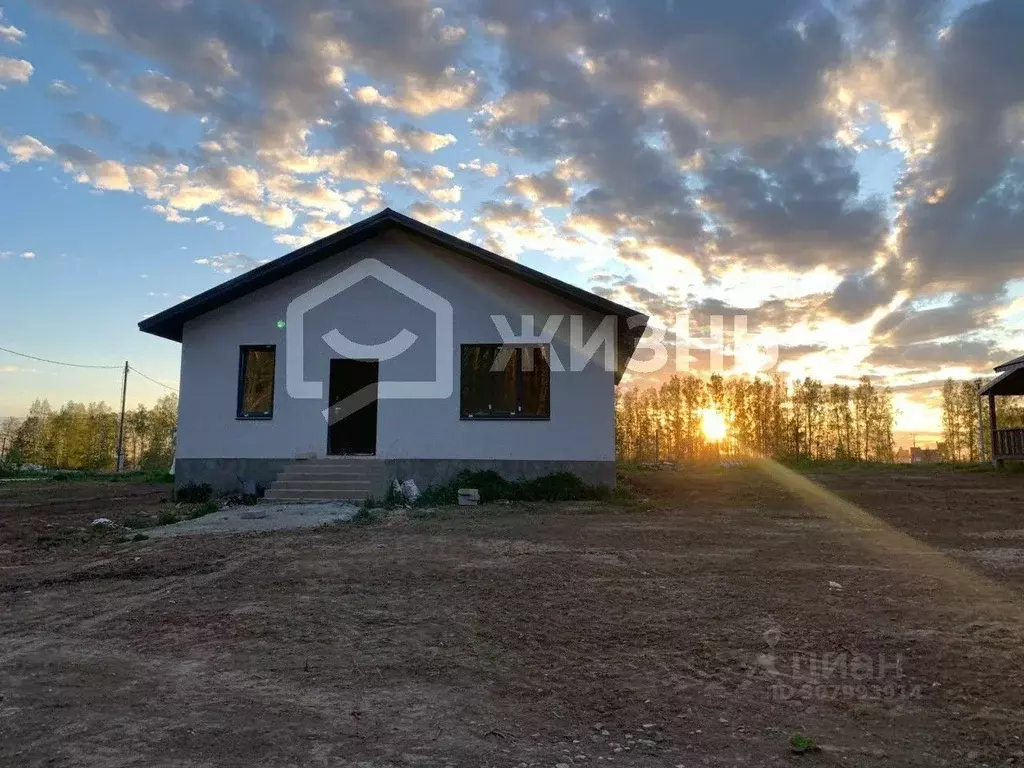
top-left (176, 232), bottom-right (618, 476)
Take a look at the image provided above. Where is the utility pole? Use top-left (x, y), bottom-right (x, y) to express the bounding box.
top-left (116, 361), bottom-right (128, 472)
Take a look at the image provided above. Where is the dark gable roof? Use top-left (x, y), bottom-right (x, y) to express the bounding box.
top-left (995, 353), bottom-right (1024, 372)
top-left (139, 207), bottom-right (649, 381)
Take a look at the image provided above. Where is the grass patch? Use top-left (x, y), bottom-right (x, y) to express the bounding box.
top-left (416, 470), bottom-right (611, 506)
top-left (351, 507), bottom-right (377, 526)
top-left (789, 732), bottom-right (819, 754)
top-left (781, 458), bottom-right (1001, 474)
top-left (361, 482), bottom-right (406, 511)
top-left (121, 516), bottom-right (153, 530)
top-left (0, 468), bottom-right (175, 483)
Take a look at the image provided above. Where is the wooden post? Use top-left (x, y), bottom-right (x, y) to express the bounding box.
top-left (988, 393), bottom-right (1002, 468)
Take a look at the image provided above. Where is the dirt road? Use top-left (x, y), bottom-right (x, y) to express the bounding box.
top-left (2, 465), bottom-right (1023, 766)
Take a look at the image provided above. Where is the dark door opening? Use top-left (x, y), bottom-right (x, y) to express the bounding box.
top-left (327, 359), bottom-right (379, 456)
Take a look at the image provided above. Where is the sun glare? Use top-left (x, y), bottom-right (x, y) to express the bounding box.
top-left (700, 408), bottom-right (728, 442)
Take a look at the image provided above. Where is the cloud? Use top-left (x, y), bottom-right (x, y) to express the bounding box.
top-left (826, 260), bottom-right (903, 323)
top-left (55, 143), bottom-right (133, 190)
top-left (0, 11), bottom-right (26, 45)
top-left (75, 48), bottom-right (121, 79)
top-left (701, 140), bottom-right (889, 272)
top-left (21, 251), bottom-right (36, 259)
top-left (372, 122), bottom-right (457, 153)
top-left (65, 111), bottom-right (120, 139)
top-left (0, 55), bottom-right (32, 85)
top-left (5, 135), bottom-right (55, 163)
top-left (844, 0), bottom-right (1024, 294)
top-left (47, 79), bottom-right (76, 97)
top-left (273, 214), bottom-right (352, 247)
top-left (131, 71), bottom-right (201, 112)
top-left (458, 158), bottom-right (500, 177)
top-left (505, 171), bottom-right (572, 207)
top-left (406, 164), bottom-right (455, 195)
top-left (407, 200), bottom-right (461, 225)
top-left (149, 204), bottom-right (190, 224)
top-left (428, 185), bottom-right (461, 203)
top-left (867, 340), bottom-right (1000, 370)
top-left (873, 292), bottom-right (998, 346)
top-left (387, 70), bottom-right (480, 116)
top-left (194, 252), bottom-right (268, 274)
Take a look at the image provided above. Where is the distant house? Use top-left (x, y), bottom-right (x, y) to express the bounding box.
top-left (910, 446), bottom-right (943, 464)
top-left (140, 209), bottom-right (648, 499)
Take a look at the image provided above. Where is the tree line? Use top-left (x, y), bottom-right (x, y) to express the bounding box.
top-left (0, 395), bottom-right (177, 471)
top-left (616, 374), bottom-right (896, 462)
top-left (940, 378), bottom-right (1024, 462)
top-left (2, 376), bottom-right (1010, 470)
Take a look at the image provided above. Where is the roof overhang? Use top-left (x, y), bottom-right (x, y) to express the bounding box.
top-left (980, 365), bottom-right (1024, 396)
top-left (995, 353), bottom-right (1024, 372)
top-left (139, 208), bottom-right (649, 382)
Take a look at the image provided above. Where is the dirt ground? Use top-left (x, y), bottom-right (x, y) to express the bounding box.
top-left (3, 464), bottom-right (1024, 767)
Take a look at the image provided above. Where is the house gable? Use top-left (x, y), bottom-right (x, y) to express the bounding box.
top-left (139, 208), bottom-right (647, 381)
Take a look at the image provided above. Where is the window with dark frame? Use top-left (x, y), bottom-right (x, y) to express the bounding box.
top-left (237, 345), bottom-right (276, 418)
top-left (460, 344), bottom-right (551, 419)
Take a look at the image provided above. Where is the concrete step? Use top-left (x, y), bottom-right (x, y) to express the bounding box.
top-left (278, 468), bottom-right (382, 479)
top-left (271, 479), bottom-right (373, 491)
top-left (263, 488), bottom-right (369, 502)
top-left (292, 458), bottom-right (383, 466)
top-left (262, 458), bottom-right (385, 503)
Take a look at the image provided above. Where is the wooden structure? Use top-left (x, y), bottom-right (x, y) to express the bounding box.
top-left (979, 354), bottom-right (1024, 465)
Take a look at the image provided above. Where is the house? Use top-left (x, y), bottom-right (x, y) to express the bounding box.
top-left (140, 208), bottom-right (648, 499)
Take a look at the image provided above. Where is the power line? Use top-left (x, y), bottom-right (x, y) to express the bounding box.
top-left (0, 345), bottom-right (123, 370)
top-left (0, 346), bottom-right (177, 392)
top-left (128, 365), bottom-right (178, 393)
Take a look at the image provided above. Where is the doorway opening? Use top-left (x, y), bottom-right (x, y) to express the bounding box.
top-left (327, 359), bottom-right (379, 455)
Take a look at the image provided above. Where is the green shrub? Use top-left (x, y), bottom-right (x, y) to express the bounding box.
top-left (174, 483), bottom-right (213, 503)
top-left (131, 533), bottom-right (149, 542)
top-left (415, 470), bottom-right (609, 506)
top-left (187, 500), bottom-right (220, 519)
top-left (122, 516), bottom-right (153, 530)
top-left (156, 510), bottom-right (181, 526)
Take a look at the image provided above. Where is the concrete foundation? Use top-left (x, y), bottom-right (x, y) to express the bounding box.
top-left (176, 457), bottom-right (616, 496)
top-left (384, 459), bottom-right (616, 490)
top-left (174, 458), bottom-right (293, 495)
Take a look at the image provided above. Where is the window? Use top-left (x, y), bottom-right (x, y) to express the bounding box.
top-left (460, 344), bottom-right (550, 419)
top-left (237, 345), bottom-right (276, 418)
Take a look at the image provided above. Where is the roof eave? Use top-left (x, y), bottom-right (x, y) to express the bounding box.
top-left (138, 209), bottom-right (649, 380)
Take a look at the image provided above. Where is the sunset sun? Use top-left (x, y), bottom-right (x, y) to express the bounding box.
top-left (700, 408), bottom-right (728, 443)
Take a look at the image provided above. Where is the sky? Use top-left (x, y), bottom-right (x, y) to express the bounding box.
top-left (1, 0), bottom-right (1023, 438)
